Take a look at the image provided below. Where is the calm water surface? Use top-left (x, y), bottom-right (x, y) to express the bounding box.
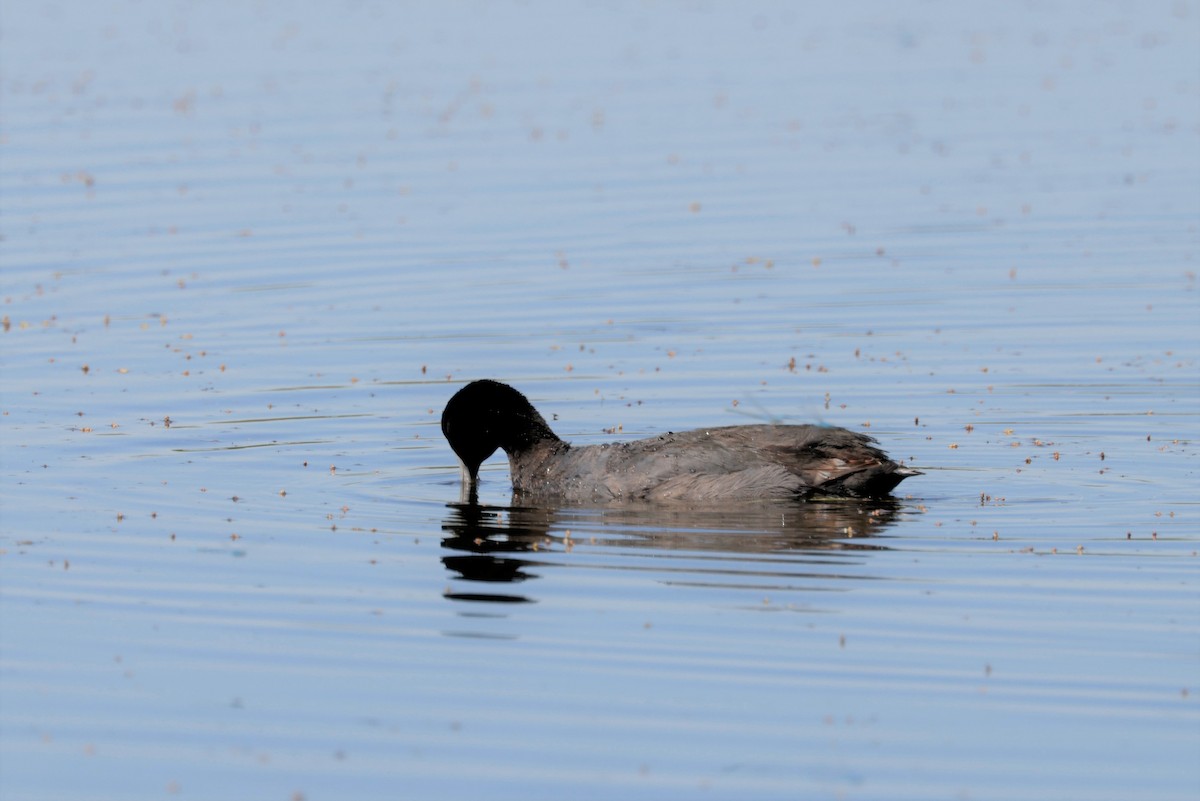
top-left (2, 2), bottom-right (1198, 800)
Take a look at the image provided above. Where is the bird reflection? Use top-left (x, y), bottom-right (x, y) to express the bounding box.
top-left (439, 501), bottom-right (540, 603)
top-left (441, 495), bottom-right (908, 604)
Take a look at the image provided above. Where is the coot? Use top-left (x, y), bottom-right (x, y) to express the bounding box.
top-left (441, 380), bottom-right (920, 502)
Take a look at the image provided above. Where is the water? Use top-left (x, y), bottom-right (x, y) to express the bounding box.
top-left (2, 2), bottom-right (1198, 799)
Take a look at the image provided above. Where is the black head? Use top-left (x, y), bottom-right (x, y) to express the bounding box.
top-left (441, 380), bottom-right (561, 483)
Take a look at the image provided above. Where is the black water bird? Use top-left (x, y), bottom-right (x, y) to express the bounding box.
top-left (441, 380), bottom-right (920, 502)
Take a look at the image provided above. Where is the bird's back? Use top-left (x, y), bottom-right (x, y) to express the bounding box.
top-left (511, 424), bottom-right (914, 502)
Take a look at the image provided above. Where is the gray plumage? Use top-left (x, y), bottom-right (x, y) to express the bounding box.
top-left (441, 380), bottom-right (920, 503)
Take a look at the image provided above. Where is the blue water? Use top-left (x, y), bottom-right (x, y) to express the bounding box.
top-left (2, 2), bottom-right (1198, 799)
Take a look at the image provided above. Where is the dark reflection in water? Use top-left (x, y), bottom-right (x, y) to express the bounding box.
top-left (440, 498), bottom-right (905, 604)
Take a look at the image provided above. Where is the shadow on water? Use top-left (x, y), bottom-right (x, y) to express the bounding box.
top-left (440, 498), bottom-right (906, 604)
